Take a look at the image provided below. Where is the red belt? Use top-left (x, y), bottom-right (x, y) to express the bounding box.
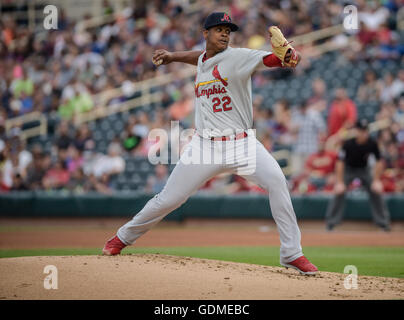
top-left (210, 131), bottom-right (248, 141)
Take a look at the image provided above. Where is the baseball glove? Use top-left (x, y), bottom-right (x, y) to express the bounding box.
top-left (268, 26), bottom-right (299, 68)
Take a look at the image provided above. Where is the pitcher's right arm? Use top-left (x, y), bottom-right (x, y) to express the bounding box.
top-left (152, 49), bottom-right (203, 66)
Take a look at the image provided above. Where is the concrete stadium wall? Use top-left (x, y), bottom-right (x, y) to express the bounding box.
top-left (0, 192), bottom-right (403, 221)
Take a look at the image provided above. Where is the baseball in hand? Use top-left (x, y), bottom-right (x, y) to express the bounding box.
top-left (152, 58), bottom-right (163, 66)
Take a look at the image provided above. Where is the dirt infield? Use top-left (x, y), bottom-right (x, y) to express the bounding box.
top-left (1, 218), bottom-right (404, 249)
top-left (1, 218), bottom-right (404, 300)
top-left (0, 254), bottom-right (403, 300)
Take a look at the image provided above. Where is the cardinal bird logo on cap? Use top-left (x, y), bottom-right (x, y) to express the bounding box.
top-left (212, 65), bottom-right (228, 87)
top-left (221, 13), bottom-right (230, 22)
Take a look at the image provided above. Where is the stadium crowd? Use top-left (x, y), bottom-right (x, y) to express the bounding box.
top-left (0, 0), bottom-right (404, 194)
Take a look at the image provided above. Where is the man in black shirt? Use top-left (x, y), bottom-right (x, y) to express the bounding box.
top-left (325, 119), bottom-right (391, 231)
top-left (53, 120), bottom-right (73, 162)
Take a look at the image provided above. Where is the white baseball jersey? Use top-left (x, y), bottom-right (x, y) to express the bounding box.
top-left (194, 47), bottom-right (271, 137)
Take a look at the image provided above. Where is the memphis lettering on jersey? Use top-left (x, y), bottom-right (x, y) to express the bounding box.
top-left (195, 84), bottom-right (227, 98)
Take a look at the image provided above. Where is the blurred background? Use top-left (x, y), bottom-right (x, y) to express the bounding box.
top-left (0, 0), bottom-right (404, 222)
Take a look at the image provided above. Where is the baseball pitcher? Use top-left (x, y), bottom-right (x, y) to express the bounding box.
top-left (103, 12), bottom-right (318, 275)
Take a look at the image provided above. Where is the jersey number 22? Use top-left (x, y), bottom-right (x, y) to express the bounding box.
top-left (212, 96), bottom-right (232, 113)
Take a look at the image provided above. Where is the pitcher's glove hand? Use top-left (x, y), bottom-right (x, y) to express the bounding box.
top-left (268, 26), bottom-right (300, 68)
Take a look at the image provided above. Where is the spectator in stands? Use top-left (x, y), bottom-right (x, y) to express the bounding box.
top-left (273, 99), bottom-right (294, 147)
top-left (0, 141), bottom-right (11, 191)
top-left (19, 91), bottom-right (34, 114)
top-left (146, 164), bottom-right (168, 194)
top-left (378, 70), bottom-right (404, 103)
top-left (292, 137), bottom-right (338, 194)
top-left (357, 21), bottom-right (378, 47)
top-left (252, 95), bottom-right (266, 135)
top-left (0, 135), bottom-right (32, 190)
top-left (306, 137), bottom-right (338, 191)
top-left (380, 141), bottom-right (401, 192)
top-left (325, 119), bottom-right (391, 232)
top-left (391, 69), bottom-right (404, 99)
top-left (53, 120), bottom-right (73, 162)
top-left (376, 101), bottom-right (396, 122)
top-left (11, 172), bottom-right (28, 190)
top-left (74, 123), bottom-right (94, 152)
top-left (168, 87), bottom-right (194, 128)
top-left (358, 70), bottom-right (380, 102)
top-left (66, 167), bottom-right (86, 193)
top-left (0, 15), bottom-right (16, 47)
top-left (307, 78), bottom-right (327, 115)
top-left (378, 72), bottom-right (396, 103)
top-left (59, 79), bottom-right (94, 120)
top-left (66, 144), bottom-right (84, 173)
top-left (24, 151), bottom-right (50, 191)
top-left (121, 121), bottom-right (142, 154)
top-left (42, 159), bottom-right (70, 190)
top-left (327, 88), bottom-right (357, 137)
top-left (58, 97), bottom-right (75, 120)
top-left (291, 99), bottom-right (327, 176)
top-left (83, 173), bottom-right (113, 194)
top-left (377, 127), bottom-right (396, 155)
top-left (359, 1), bottom-right (390, 31)
top-left (395, 95), bottom-right (404, 116)
top-left (378, 125), bottom-right (404, 193)
top-left (253, 102), bottom-right (278, 140)
top-left (1, 149), bottom-right (19, 191)
top-left (92, 141), bottom-right (125, 179)
top-left (0, 138), bottom-right (6, 189)
top-left (10, 66), bottom-right (33, 100)
top-left (132, 111), bottom-right (150, 140)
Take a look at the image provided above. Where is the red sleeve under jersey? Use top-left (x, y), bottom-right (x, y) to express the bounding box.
top-left (262, 54), bottom-right (283, 67)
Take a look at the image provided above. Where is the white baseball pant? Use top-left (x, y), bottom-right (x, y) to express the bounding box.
top-left (117, 134), bottom-right (303, 264)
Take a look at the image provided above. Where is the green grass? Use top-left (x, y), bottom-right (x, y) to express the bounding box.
top-left (1, 246), bottom-right (403, 278)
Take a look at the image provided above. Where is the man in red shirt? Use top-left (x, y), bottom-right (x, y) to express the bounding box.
top-left (292, 138), bottom-right (337, 193)
top-left (327, 88), bottom-right (357, 137)
top-left (305, 145), bottom-right (338, 177)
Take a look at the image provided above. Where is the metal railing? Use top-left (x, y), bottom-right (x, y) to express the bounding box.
top-left (74, 91), bottom-right (163, 126)
top-left (4, 111), bottom-right (48, 140)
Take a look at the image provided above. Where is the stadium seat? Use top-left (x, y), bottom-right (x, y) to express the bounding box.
top-left (93, 130), bottom-right (103, 142)
top-left (100, 119), bottom-right (111, 131)
top-left (88, 121), bottom-right (97, 131)
top-left (112, 119), bottom-right (125, 133)
top-left (125, 161), bottom-right (136, 173)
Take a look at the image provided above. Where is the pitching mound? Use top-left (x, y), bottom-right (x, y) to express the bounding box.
top-left (0, 254), bottom-right (403, 300)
